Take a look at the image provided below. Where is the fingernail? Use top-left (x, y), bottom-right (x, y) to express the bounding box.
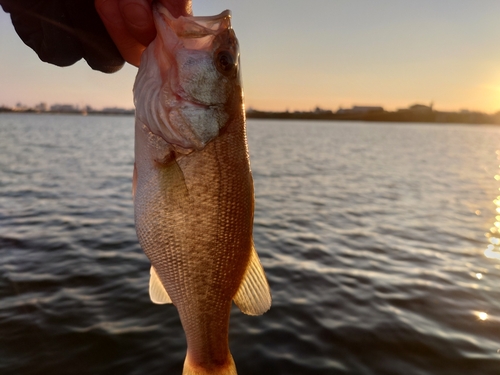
top-left (121, 2), bottom-right (151, 29)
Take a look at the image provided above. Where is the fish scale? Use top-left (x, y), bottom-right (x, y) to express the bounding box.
top-left (132, 4), bottom-right (271, 374)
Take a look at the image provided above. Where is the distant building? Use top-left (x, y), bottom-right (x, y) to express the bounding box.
top-left (14, 102), bottom-right (29, 111)
top-left (408, 104), bottom-right (433, 113)
top-left (337, 106), bottom-right (384, 114)
top-left (101, 107), bottom-right (135, 115)
top-left (313, 106), bottom-right (333, 114)
top-left (50, 104), bottom-right (79, 113)
top-left (34, 102), bottom-right (47, 112)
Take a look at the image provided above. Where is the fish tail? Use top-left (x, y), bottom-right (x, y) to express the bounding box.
top-left (182, 353), bottom-right (237, 375)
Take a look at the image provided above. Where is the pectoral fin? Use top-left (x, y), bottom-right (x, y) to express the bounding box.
top-left (149, 266), bottom-right (172, 304)
top-left (233, 245), bottom-right (271, 315)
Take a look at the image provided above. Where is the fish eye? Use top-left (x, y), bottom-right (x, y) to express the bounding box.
top-left (215, 50), bottom-right (236, 75)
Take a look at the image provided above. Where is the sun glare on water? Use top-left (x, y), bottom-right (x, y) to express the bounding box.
top-left (484, 151), bottom-right (500, 260)
top-left (477, 312), bottom-right (488, 321)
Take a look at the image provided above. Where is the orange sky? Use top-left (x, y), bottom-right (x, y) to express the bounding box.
top-left (2, 1), bottom-right (500, 113)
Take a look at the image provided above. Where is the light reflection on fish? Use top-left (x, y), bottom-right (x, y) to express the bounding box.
top-left (132, 4), bottom-right (271, 374)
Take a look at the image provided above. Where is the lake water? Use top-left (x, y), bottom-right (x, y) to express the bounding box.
top-left (2, 114), bottom-right (500, 375)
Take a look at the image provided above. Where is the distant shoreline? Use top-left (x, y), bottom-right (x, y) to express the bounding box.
top-left (246, 108), bottom-right (500, 125)
top-left (2, 104), bottom-right (500, 125)
top-left (0, 108), bottom-right (134, 116)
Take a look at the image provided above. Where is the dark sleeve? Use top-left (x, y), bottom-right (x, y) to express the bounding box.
top-left (0, 0), bottom-right (125, 73)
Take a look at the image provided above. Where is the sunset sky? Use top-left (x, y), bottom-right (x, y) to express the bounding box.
top-left (2, 0), bottom-right (500, 113)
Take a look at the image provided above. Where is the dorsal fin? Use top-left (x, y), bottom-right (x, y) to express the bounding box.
top-left (233, 245), bottom-right (271, 315)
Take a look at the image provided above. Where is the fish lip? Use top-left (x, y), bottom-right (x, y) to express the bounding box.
top-left (178, 95), bottom-right (225, 110)
top-left (178, 98), bottom-right (226, 116)
top-left (154, 2), bottom-right (232, 37)
top-left (186, 101), bottom-right (223, 110)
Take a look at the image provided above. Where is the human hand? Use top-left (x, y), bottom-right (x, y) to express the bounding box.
top-left (95, 0), bottom-right (192, 67)
top-left (0, 0), bottom-right (126, 73)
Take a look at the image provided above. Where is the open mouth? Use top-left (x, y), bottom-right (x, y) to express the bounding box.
top-left (155, 3), bottom-right (232, 39)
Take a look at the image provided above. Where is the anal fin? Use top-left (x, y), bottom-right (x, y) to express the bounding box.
top-left (149, 266), bottom-right (172, 304)
top-left (233, 245), bottom-right (271, 315)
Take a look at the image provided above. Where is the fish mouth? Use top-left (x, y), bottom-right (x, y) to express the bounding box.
top-left (153, 2), bottom-right (235, 107)
top-left (138, 3), bottom-right (234, 151)
top-left (154, 3), bottom-right (231, 39)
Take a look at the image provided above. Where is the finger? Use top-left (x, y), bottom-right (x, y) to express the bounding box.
top-left (119, 0), bottom-right (192, 48)
top-left (95, 0), bottom-right (146, 67)
top-left (119, 0), bottom-right (156, 47)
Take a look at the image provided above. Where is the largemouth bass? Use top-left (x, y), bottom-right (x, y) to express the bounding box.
top-left (132, 3), bottom-right (271, 375)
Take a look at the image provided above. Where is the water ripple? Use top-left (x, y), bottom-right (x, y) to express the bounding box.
top-left (2, 115), bottom-right (500, 374)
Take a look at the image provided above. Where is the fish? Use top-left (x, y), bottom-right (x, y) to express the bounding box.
top-left (132, 3), bottom-right (271, 375)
